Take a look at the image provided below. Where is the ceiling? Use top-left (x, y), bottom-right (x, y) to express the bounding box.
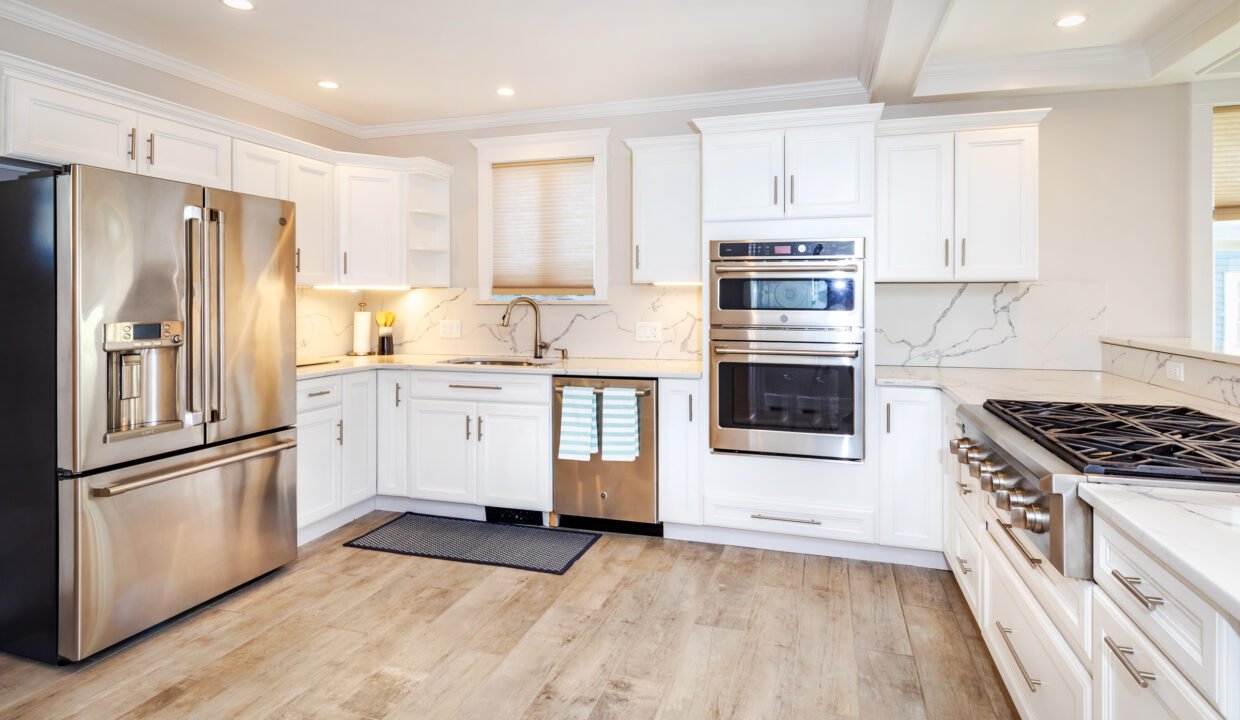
top-left (7, 0), bottom-right (1240, 136)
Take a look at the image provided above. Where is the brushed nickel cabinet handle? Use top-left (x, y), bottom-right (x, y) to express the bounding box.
top-left (957, 481), bottom-right (973, 496)
top-left (961, 237), bottom-right (967, 266)
top-left (885, 402), bottom-right (891, 433)
top-left (450, 384), bottom-right (502, 391)
top-left (956, 556), bottom-right (973, 574)
top-left (147, 133), bottom-right (155, 164)
top-left (1110, 570), bottom-right (1166, 611)
top-left (1104, 635), bottom-right (1156, 688)
top-left (477, 416), bottom-right (484, 442)
top-left (465, 415), bottom-right (471, 440)
top-left (996, 622), bottom-right (1041, 693)
top-left (751, 513), bottom-right (821, 526)
top-left (307, 390), bottom-right (332, 398)
top-left (343, 251), bottom-right (348, 275)
top-left (773, 175), bottom-right (779, 205)
top-left (688, 394), bottom-right (693, 423)
top-left (635, 245), bottom-right (641, 270)
top-left (128, 128), bottom-right (136, 160)
top-left (395, 382), bottom-right (401, 407)
top-left (790, 174), bottom-right (796, 204)
top-left (944, 238), bottom-right (949, 266)
top-left (295, 248), bottom-right (301, 272)
top-left (336, 419), bottom-right (343, 445)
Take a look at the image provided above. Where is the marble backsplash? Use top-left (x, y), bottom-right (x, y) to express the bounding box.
top-left (1103, 342), bottom-right (1240, 407)
top-left (296, 285), bottom-right (702, 360)
top-left (875, 282), bottom-right (1108, 370)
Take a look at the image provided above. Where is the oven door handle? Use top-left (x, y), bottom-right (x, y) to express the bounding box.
top-left (714, 347), bottom-right (859, 359)
top-left (712, 262), bottom-right (859, 273)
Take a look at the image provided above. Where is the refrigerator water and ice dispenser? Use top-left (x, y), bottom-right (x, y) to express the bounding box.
top-left (103, 320), bottom-right (184, 440)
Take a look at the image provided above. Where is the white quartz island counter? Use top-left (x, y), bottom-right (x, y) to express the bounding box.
top-left (296, 354), bottom-right (702, 381)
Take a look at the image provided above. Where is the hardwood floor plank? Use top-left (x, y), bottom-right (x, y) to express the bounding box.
top-left (939, 574), bottom-right (1020, 720)
top-left (856, 650), bottom-right (927, 720)
top-left (653, 623), bottom-right (747, 720)
top-left (803, 554), bottom-right (849, 593)
top-left (904, 604), bottom-right (1000, 720)
top-left (758, 550), bottom-right (805, 589)
top-left (893, 565), bottom-right (952, 611)
top-left (694, 545), bottom-right (762, 630)
top-left (791, 588), bottom-right (859, 718)
top-left (848, 561), bottom-right (913, 655)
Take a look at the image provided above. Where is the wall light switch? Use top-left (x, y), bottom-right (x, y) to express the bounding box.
top-left (1166, 361), bottom-right (1185, 382)
top-left (439, 319), bottom-right (461, 338)
top-left (635, 321), bottom-right (662, 342)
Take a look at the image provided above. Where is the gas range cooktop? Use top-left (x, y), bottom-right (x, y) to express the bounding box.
top-left (983, 399), bottom-right (1240, 483)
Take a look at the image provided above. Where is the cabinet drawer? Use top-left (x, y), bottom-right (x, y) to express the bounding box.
top-left (1094, 516), bottom-right (1240, 716)
top-left (949, 458), bottom-right (984, 535)
top-left (986, 504), bottom-right (1093, 666)
top-left (983, 535), bottom-right (1091, 720)
top-left (410, 371), bottom-right (551, 405)
top-left (1094, 590), bottom-right (1223, 720)
top-left (296, 376), bottom-right (342, 411)
top-left (948, 505), bottom-right (982, 614)
top-left (702, 493), bottom-right (874, 542)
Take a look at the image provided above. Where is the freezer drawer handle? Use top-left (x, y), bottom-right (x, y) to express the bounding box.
top-left (554, 387), bottom-right (653, 397)
top-left (91, 440), bottom-right (297, 498)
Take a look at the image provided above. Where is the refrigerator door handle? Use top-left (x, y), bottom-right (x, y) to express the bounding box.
top-left (184, 206), bottom-right (205, 426)
top-left (90, 440), bottom-right (296, 498)
top-left (209, 208), bottom-right (227, 423)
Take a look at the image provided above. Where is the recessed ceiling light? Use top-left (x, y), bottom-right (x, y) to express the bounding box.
top-left (496, 87), bottom-right (515, 97)
top-left (1054, 14), bottom-right (1087, 28)
top-left (317, 80), bottom-right (339, 89)
top-left (221, 0), bottom-right (254, 10)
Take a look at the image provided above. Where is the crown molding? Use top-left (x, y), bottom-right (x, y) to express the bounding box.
top-left (0, 0), bottom-right (365, 137)
top-left (877, 107), bottom-right (1050, 136)
top-left (914, 44), bottom-right (1151, 97)
top-left (693, 102), bottom-right (884, 133)
top-left (362, 79), bottom-right (868, 138)
top-left (623, 134), bottom-right (700, 151)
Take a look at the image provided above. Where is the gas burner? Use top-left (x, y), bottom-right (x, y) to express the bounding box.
top-left (983, 400), bottom-right (1240, 482)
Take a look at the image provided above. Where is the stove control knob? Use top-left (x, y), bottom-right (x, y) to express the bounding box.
top-left (995, 489), bottom-right (1036, 511)
top-left (949, 438), bottom-right (971, 454)
top-left (1011, 506), bottom-right (1050, 533)
top-left (984, 472), bottom-right (1017, 493)
top-left (969, 460), bottom-right (999, 479)
top-left (964, 449), bottom-right (987, 464)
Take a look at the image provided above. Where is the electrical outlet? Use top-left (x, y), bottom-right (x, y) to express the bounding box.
top-left (439, 319), bottom-right (461, 338)
top-left (635, 321), bottom-right (662, 342)
top-left (1166, 361), bottom-right (1185, 382)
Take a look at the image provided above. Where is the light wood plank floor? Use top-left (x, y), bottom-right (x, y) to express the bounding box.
top-left (0, 512), bottom-right (1018, 719)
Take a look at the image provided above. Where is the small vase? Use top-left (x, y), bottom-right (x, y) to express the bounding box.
top-left (377, 327), bottom-right (394, 356)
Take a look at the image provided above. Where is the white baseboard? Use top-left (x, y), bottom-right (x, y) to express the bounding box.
top-left (374, 495), bottom-right (487, 521)
top-left (664, 523), bottom-right (948, 570)
top-left (297, 498), bottom-right (377, 546)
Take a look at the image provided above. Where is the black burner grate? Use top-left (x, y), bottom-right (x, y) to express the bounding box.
top-left (982, 400), bottom-right (1240, 482)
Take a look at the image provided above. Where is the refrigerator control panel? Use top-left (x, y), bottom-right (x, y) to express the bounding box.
top-left (103, 320), bottom-right (183, 351)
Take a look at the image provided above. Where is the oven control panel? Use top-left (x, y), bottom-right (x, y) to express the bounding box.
top-left (712, 238), bottom-right (863, 260)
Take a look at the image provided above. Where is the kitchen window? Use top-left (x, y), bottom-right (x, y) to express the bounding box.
top-left (472, 129), bottom-right (610, 302)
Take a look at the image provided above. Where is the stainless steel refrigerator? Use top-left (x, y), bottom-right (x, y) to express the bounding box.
top-left (0, 165), bottom-right (297, 663)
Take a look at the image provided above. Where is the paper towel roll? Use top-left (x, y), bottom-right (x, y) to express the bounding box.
top-left (353, 308), bottom-right (372, 355)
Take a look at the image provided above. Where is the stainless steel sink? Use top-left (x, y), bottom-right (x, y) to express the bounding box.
top-left (441, 357), bottom-right (558, 367)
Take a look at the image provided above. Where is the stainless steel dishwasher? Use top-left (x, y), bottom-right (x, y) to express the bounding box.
top-left (552, 377), bottom-right (658, 524)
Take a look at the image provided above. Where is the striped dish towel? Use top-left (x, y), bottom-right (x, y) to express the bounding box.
top-left (557, 386), bottom-right (598, 461)
top-left (601, 387), bottom-right (640, 462)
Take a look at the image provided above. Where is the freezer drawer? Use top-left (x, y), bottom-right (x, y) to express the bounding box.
top-left (552, 377), bottom-right (658, 524)
top-left (58, 430), bottom-right (297, 661)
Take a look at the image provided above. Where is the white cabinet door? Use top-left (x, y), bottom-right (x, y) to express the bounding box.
top-left (955, 127), bottom-right (1038, 281)
top-left (657, 379), bottom-right (701, 524)
top-left (701, 130), bottom-right (785, 221)
top-left (296, 405), bottom-right (343, 527)
top-left (136, 115), bottom-right (231, 188)
top-left (337, 165), bottom-right (404, 287)
top-left (878, 386), bottom-right (943, 551)
top-left (876, 133), bottom-right (956, 281)
top-left (784, 124), bottom-right (873, 218)
top-left (628, 135), bottom-right (701, 283)
top-left (408, 399), bottom-right (476, 503)
top-left (231, 140), bottom-right (288, 199)
top-left (376, 371), bottom-right (409, 497)
top-left (289, 155), bottom-right (335, 286)
top-left (476, 402), bottom-right (550, 511)
top-left (4, 78), bottom-right (138, 172)
top-left (340, 371), bottom-right (376, 508)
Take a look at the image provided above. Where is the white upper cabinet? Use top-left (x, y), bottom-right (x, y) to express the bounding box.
top-left (337, 165), bottom-right (405, 287)
top-left (702, 130), bottom-right (785, 221)
top-left (4, 78), bottom-right (138, 172)
top-left (784, 124), bottom-right (873, 218)
top-left (137, 115), bottom-right (231, 188)
top-left (289, 155), bottom-right (335, 287)
top-left (876, 133), bottom-right (956, 281)
top-left (626, 135), bottom-right (701, 284)
top-left (232, 140), bottom-right (289, 199)
top-left (955, 127), bottom-right (1039, 281)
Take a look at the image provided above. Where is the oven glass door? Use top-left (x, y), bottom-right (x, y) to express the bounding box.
top-left (710, 262), bottom-right (862, 328)
top-left (710, 342), bottom-right (864, 460)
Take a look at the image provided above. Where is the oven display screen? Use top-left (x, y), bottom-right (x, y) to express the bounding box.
top-left (773, 245), bottom-right (792, 255)
top-left (131, 323), bottom-right (162, 340)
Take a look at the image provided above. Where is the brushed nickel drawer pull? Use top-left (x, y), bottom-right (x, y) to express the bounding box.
top-left (999, 521), bottom-right (1043, 567)
top-left (957, 481), bottom-right (973, 495)
top-left (307, 390), bottom-right (332, 397)
top-left (956, 556), bottom-right (973, 574)
top-left (996, 622), bottom-right (1041, 693)
top-left (1111, 570), bottom-right (1166, 611)
top-left (450, 384), bottom-right (503, 391)
top-left (1104, 635), bottom-right (1156, 688)
top-left (751, 513), bottom-right (822, 526)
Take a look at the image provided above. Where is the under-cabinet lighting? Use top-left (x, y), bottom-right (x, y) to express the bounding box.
top-left (312, 285), bottom-right (412, 292)
top-left (317, 80), bottom-right (339, 89)
top-left (1054, 14), bottom-right (1087, 27)
top-left (221, 0), bottom-right (254, 10)
top-left (496, 87), bottom-right (516, 97)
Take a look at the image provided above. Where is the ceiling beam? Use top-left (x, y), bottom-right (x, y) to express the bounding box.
top-left (866, 0), bottom-right (952, 103)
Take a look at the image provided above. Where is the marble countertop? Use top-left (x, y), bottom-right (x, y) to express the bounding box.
top-left (296, 354), bottom-right (702, 381)
top-left (1080, 483), bottom-right (1240, 628)
top-left (1101, 335), bottom-right (1240, 367)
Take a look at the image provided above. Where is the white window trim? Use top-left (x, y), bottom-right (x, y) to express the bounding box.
top-left (471, 128), bottom-right (610, 304)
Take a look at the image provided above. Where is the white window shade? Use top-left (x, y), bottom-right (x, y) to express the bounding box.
top-left (1214, 106), bottom-right (1240, 221)
top-left (491, 157), bottom-right (596, 296)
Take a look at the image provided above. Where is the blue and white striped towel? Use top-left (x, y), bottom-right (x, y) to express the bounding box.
top-left (601, 387), bottom-right (640, 462)
top-left (558, 386), bottom-right (598, 461)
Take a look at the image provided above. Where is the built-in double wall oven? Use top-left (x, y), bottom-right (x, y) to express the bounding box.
top-left (709, 239), bottom-right (865, 461)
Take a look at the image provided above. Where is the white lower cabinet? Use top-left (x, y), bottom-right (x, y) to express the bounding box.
top-left (657, 379), bottom-right (701, 524)
top-left (877, 386), bottom-right (943, 550)
top-left (948, 505), bottom-right (982, 612)
top-left (340, 372), bottom-right (377, 507)
top-left (295, 403), bottom-right (343, 527)
top-left (376, 371), bottom-right (409, 496)
top-left (1094, 590), bottom-right (1222, 720)
top-left (409, 399), bottom-right (477, 504)
top-left (295, 373), bottom-right (374, 528)
top-left (476, 402), bottom-right (550, 511)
